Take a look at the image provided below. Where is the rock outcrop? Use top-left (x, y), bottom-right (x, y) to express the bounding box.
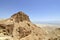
top-left (0, 11), bottom-right (47, 40)
top-left (10, 11), bottom-right (30, 23)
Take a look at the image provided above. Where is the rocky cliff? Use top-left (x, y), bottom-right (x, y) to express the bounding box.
top-left (0, 11), bottom-right (60, 40)
top-left (10, 11), bottom-right (30, 22)
top-left (0, 11), bottom-right (46, 40)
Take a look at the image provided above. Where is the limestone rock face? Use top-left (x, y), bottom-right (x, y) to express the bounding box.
top-left (0, 24), bottom-right (14, 36)
top-left (0, 11), bottom-right (46, 40)
top-left (10, 11), bottom-right (30, 23)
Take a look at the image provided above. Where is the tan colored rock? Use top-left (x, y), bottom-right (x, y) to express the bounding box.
top-left (0, 11), bottom-right (47, 40)
top-left (0, 24), bottom-right (14, 36)
top-left (10, 11), bottom-right (30, 23)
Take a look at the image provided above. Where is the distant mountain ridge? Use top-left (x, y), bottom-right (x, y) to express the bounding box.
top-left (33, 21), bottom-right (60, 25)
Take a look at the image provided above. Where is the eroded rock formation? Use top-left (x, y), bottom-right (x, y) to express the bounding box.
top-left (0, 24), bottom-right (14, 36)
top-left (10, 11), bottom-right (30, 23)
top-left (0, 11), bottom-right (46, 40)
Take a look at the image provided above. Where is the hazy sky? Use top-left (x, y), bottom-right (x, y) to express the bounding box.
top-left (0, 0), bottom-right (60, 22)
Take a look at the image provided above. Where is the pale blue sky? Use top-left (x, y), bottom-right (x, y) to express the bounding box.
top-left (0, 0), bottom-right (60, 22)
